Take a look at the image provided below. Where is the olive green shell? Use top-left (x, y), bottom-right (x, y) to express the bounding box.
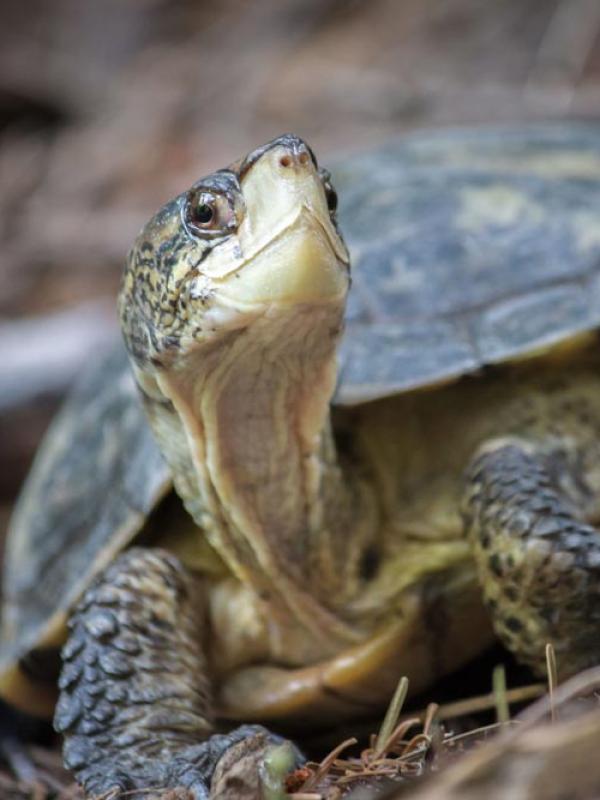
top-left (336, 124), bottom-right (600, 403)
top-left (0, 348), bottom-right (171, 674)
top-left (2, 123), bottom-right (600, 676)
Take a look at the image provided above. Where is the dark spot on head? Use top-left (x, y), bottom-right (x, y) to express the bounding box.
top-left (503, 584), bottom-right (519, 602)
top-left (359, 545), bottom-right (381, 581)
top-left (162, 335), bottom-right (181, 351)
top-left (539, 606), bottom-right (559, 625)
top-left (488, 553), bottom-right (503, 577)
top-left (504, 616), bottom-right (524, 633)
top-left (485, 596), bottom-right (497, 612)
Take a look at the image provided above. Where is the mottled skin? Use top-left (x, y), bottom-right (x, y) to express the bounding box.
top-left (55, 549), bottom-right (282, 798)
top-left (2, 129), bottom-right (600, 797)
top-left (465, 439), bottom-right (600, 670)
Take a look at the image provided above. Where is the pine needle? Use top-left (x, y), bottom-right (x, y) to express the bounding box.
top-left (492, 664), bottom-right (510, 725)
top-left (374, 676), bottom-right (409, 756)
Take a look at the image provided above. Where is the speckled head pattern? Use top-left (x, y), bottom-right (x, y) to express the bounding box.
top-left (118, 134), bottom-right (349, 368)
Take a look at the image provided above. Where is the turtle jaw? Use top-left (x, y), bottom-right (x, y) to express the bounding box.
top-left (119, 134), bottom-right (349, 367)
top-left (215, 210), bottom-right (349, 309)
top-left (176, 139), bottom-right (350, 344)
top-left (196, 138), bottom-right (350, 315)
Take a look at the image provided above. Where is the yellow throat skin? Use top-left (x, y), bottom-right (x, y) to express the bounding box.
top-left (119, 135), bottom-right (377, 659)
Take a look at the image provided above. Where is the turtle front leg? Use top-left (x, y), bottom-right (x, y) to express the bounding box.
top-left (463, 437), bottom-right (600, 677)
top-left (54, 548), bottom-right (291, 799)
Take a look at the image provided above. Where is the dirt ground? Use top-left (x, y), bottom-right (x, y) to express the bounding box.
top-left (1, 0), bottom-right (600, 796)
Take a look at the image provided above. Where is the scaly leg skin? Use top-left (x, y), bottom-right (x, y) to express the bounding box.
top-left (54, 548), bottom-right (291, 799)
top-left (463, 437), bottom-right (600, 677)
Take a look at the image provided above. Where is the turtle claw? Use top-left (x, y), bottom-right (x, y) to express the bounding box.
top-left (71, 725), bottom-right (297, 800)
top-left (258, 742), bottom-right (300, 800)
top-left (205, 727), bottom-right (301, 800)
top-left (54, 550), bottom-right (301, 798)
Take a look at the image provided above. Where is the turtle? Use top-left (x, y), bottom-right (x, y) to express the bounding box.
top-left (2, 126), bottom-right (600, 798)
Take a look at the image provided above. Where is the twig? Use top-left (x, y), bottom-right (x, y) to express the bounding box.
top-left (545, 643), bottom-right (558, 723)
top-left (421, 682), bottom-right (544, 723)
top-left (299, 738), bottom-right (357, 793)
top-left (374, 717), bottom-right (421, 760)
top-left (422, 703), bottom-right (439, 736)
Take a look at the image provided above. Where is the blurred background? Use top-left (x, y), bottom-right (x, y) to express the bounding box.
top-left (1, 0), bottom-right (600, 527)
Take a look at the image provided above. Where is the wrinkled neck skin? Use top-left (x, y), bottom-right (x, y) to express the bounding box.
top-left (152, 303), bottom-right (373, 649)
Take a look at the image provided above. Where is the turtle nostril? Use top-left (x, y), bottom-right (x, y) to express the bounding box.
top-left (278, 147), bottom-right (310, 170)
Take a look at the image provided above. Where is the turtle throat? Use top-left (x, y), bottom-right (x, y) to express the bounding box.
top-left (152, 303), bottom-right (371, 644)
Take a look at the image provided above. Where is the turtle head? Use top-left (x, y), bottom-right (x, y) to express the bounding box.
top-left (119, 134), bottom-right (350, 365)
top-left (119, 137), bottom-right (358, 624)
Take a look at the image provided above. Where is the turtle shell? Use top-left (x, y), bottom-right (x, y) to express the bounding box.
top-left (0, 347), bottom-right (170, 705)
top-left (336, 124), bottom-right (600, 403)
top-left (2, 124), bottom-right (600, 698)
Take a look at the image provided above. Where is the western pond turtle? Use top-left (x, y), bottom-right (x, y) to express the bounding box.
top-left (2, 126), bottom-right (600, 797)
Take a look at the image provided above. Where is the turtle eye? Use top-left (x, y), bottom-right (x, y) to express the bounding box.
top-left (319, 170), bottom-right (338, 215)
top-left (185, 191), bottom-right (238, 239)
top-left (194, 200), bottom-right (214, 225)
top-left (324, 182), bottom-right (338, 214)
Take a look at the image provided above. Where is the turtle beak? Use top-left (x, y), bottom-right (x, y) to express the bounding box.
top-left (218, 136), bottom-right (349, 307)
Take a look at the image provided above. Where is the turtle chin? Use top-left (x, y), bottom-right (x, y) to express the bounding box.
top-left (218, 221), bottom-right (349, 309)
top-left (178, 219), bottom-right (349, 348)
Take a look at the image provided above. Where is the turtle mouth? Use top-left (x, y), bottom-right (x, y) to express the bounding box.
top-left (233, 133), bottom-right (349, 272)
top-left (211, 207), bottom-right (349, 309)
top-left (180, 202), bottom-right (349, 326)
top-left (236, 200), bottom-right (349, 269)
top-left (169, 135), bottom-right (350, 341)
top-left (302, 205), bottom-right (350, 268)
